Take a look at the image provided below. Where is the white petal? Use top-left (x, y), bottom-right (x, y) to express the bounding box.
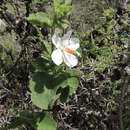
top-left (67, 38), bottom-right (80, 50)
top-left (62, 30), bottom-right (73, 40)
top-left (52, 33), bottom-right (61, 48)
top-left (62, 30), bottom-right (73, 46)
top-left (62, 39), bottom-right (70, 46)
top-left (63, 52), bottom-right (78, 67)
top-left (51, 49), bottom-right (63, 66)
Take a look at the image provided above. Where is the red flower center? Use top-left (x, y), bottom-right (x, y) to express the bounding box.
top-left (65, 47), bottom-right (75, 54)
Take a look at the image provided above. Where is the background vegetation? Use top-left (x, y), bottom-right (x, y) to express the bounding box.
top-left (0, 0), bottom-right (129, 130)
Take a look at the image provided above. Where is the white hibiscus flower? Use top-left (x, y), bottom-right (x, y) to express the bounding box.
top-left (51, 29), bottom-right (80, 67)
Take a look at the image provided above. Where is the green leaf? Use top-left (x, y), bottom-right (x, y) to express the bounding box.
top-left (59, 19), bottom-right (69, 28)
top-left (67, 77), bottom-right (79, 88)
top-left (65, 0), bottom-right (72, 5)
top-left (65, 69), bottom-right (82, 97)
top-left (54, 0), bottom-right (64, 8)
top-left (56, 19), bottom-right (69, 29)
top-left (53, 0), bottom-right (72, 7)
top-left (42, 40), bottom-right (52, 55)
top-left (29, 72), bottom-right (69, 109)
top-left (29, 72), bottom-right (57, 109)
top-left (32, 57), bottom-right (50, 71)
top-left (56, 5), bottom-right (72, 17)
top-left (37, 113), bottom-right (56, 130)
top-left (66, 68), bottom-right (83, 78)
top-left (56, 69), bottom-right (82, 102)
top-left (67, 77), bottom-right (79, 96)
top-left (27, 12), bottom-right (52, 26)
top-left (59, 77), bottom-right (79, 102)
top-left (29, 69), bottom-right (82, 108)
top-left (8, 111), bottom-right (42, 129)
